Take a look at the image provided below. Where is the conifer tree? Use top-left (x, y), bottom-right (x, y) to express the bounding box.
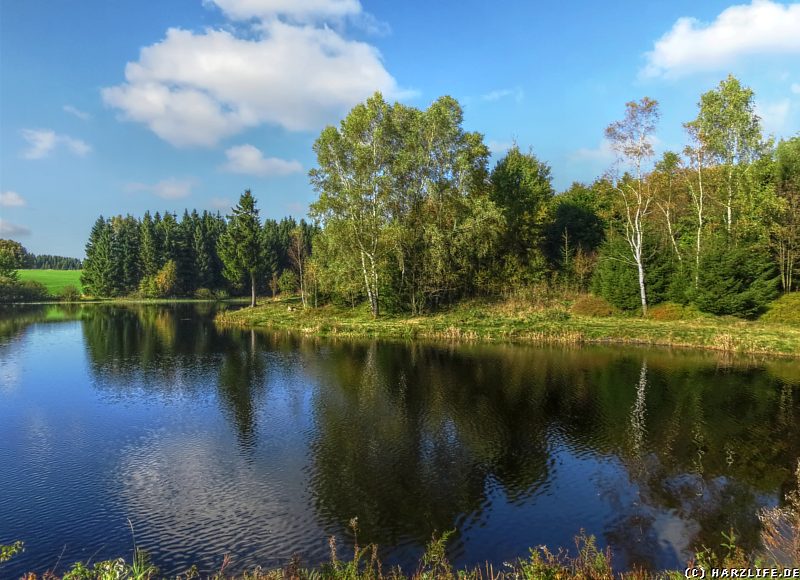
top-left (81, 217), bottom-right (119, 297)
top-left (139, 211), bottom-right (160, 279)
top-left (217, 190), bottom-right (264, 307)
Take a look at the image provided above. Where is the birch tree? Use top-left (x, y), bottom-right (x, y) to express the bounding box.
top-left (605, 97), bottom-right (660, 315)
top-left (692, 75), bottom-right (763, 234)
top-left (309, 93), bottom-right (395, 317)
top-left (682, 123), bottom-right (711, 287)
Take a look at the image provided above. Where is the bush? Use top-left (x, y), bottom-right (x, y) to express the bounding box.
top-left (591, 235), bottom-right (676, 312)
top-left (0, 278), bottom-right (49, 303)
top-left (194, 287), bottom-right (216, 300)
top-left (760, 293), bottom-right (800, 325)
top-left (571, 294), bottom-right (617, 317)
top-left (278, 270), bottom-right (298, 296)
top-left (59, 285), bottom-right (82, 302)
top-left (693, 237), bottom-right (779, 318)
top-left (646, 302), bottom-right (701, 321)
top-left (138, 261), bottom-right (179, 298)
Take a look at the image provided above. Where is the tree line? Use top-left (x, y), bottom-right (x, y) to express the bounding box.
top-left (306, 76), bottom-right (797, 318)
top-left (0, 241), bottom-right (81, 273)
top-left (74, 74), bottom-right (797, 317)
top-left (80, 207), bottom-right (316, 306)
top-left (25, 254), bottom-right (82, 270)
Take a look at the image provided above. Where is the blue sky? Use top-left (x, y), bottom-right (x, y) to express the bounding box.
top-left (1, 0), bottom-right (799, 258)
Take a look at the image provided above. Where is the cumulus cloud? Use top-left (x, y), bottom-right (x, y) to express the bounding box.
top-left (207, 0), bottom-right (361, 21)
top-left (63, 105), bottom-right (91, 120)
top-left (221, 144), bottom-right (302, 176)
top-left (0, 219), bottom-right (31, 237)
top-left (20, 129), bottom-right (91, 159)
top-left (102, 8), bottom-right (405, 147)
top-left (126, 178), bottom-right (196, 199)
top-left (0, 191), bottom-right (26, 207)
top-left (642, 0), bottom-right (800, 79)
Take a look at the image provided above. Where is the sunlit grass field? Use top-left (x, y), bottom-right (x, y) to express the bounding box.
top-left (17, 269), bottom-right (82, 295)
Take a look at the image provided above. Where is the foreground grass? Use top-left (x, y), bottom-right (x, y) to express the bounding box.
top-left (216, 297), bottom-right (800, 357)
top-left (17, 269), bottom-right (82, 295)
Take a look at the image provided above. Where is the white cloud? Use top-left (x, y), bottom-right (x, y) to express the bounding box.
top-left (571, 139), bottom-right (616, 164)
top-left (791, 83), bottom-right (800, 95)
top-left (642, 0), bottom-right (800, 79)
top-left (208, 0), bottom-right (361, 21)
top-left (20, 129), bottom-right (91, 159)
top-left (126, 178), bottom-right (196, 199)
top-left (0, 191), bottom-right (26, 208)
top-left (0, 219), bottom-right (31, 237)
top-left (63, 105), bottom-right (91, 120)
top-left (102, 16), bottom-right (405, 147)
top-left (756, 98), bottom-right (792, 136)
top-left (221, 144), bottom-right (302, 176)
top-left (481, 88), bottom-right (524, 103)
top-left (487, 140), bottom-right (513, 155)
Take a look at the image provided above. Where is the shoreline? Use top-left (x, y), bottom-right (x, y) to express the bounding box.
top-left (215, 298), bottom-right (800, 358)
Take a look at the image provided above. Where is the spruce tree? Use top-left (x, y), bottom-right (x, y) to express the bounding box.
top-left (218, 190), bottom-right (264, 307)
top-left (81, 216), bottom-right (119, 297)
top-left (115, 215), bottom-right (141, 293)
top-left (693, 236), bottom-right (779, 318)
top-left (139, 211), bottom-right (159, 280)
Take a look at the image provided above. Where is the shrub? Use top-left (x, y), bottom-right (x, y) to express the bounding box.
top-left (693, 237), bottom-right (779, 318)
top-left (138, 261), bottom-right (179, 298)
top-left (194, 287), bottom-right (216, 300)
top-left (0, 278), bottom-right (49, 303)
top-left (646, 302), bottom-right (701, 321)
top-left (278, 269), bottom-right (298, 296)
top-left (591, 235), bottom-right (675, 311)
top-left (760, 293), bottom-right (800, 325)
top-left (154, 260), bottom-right (178, 297)
top-left (571, 294), bottom-right (617, 317)
top-left (59, 285), bottom-right (81, 302)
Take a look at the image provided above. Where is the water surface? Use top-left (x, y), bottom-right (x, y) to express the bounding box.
top-left (1, 303), bottom-right (798, 576)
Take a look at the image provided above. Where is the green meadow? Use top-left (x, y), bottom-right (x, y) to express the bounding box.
top-left (17, 269), bottom-right (83, 295)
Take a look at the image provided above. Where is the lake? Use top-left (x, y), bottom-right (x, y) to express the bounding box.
top-left (1, 303), bottom-right (798, 577)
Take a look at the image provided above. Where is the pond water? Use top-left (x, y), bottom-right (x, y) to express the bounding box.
top-left (1, 303), bottom-right (798, 576)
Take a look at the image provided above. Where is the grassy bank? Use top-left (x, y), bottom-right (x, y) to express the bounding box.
top-left (216, 297), bottom-right (800, 357)
top-left (17, 269), bottom-right (82, 294)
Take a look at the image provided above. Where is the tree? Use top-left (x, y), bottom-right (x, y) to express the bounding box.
top-left (544, 182), bottom-right (605, 274)
top-left (81, 217), bottom-right (119, 297)
top-left (154, 259), bottom-right (179, 297)
top-left (694, 235), bottom-right (779, 317)
top-left (681, 122), bottom-right (712, 287)
top-left (773, 137), bottom-right (800, 293)
top-left (592, 234), bottom-right (673, 311)
top-left (139, 211), bottom-right (160, 279)
top-left (490, 145), bottom-right (554, 267)
top-left (652, 151), bottom-right (685, 262)
top-left (0, 239), bottom-right (27, 280)
top-left (690, 75), bottom-right (763, 234)
top-left (217, 190), bottom-right (264, 307)
top-left (288, 223), bottom-right (313, 308)
top-left (310, 93), bottom-right (395, 317)
top-left (605, 97), bottom-right (660, 315)
top-left (113, 215), bottom-right (141, 294)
